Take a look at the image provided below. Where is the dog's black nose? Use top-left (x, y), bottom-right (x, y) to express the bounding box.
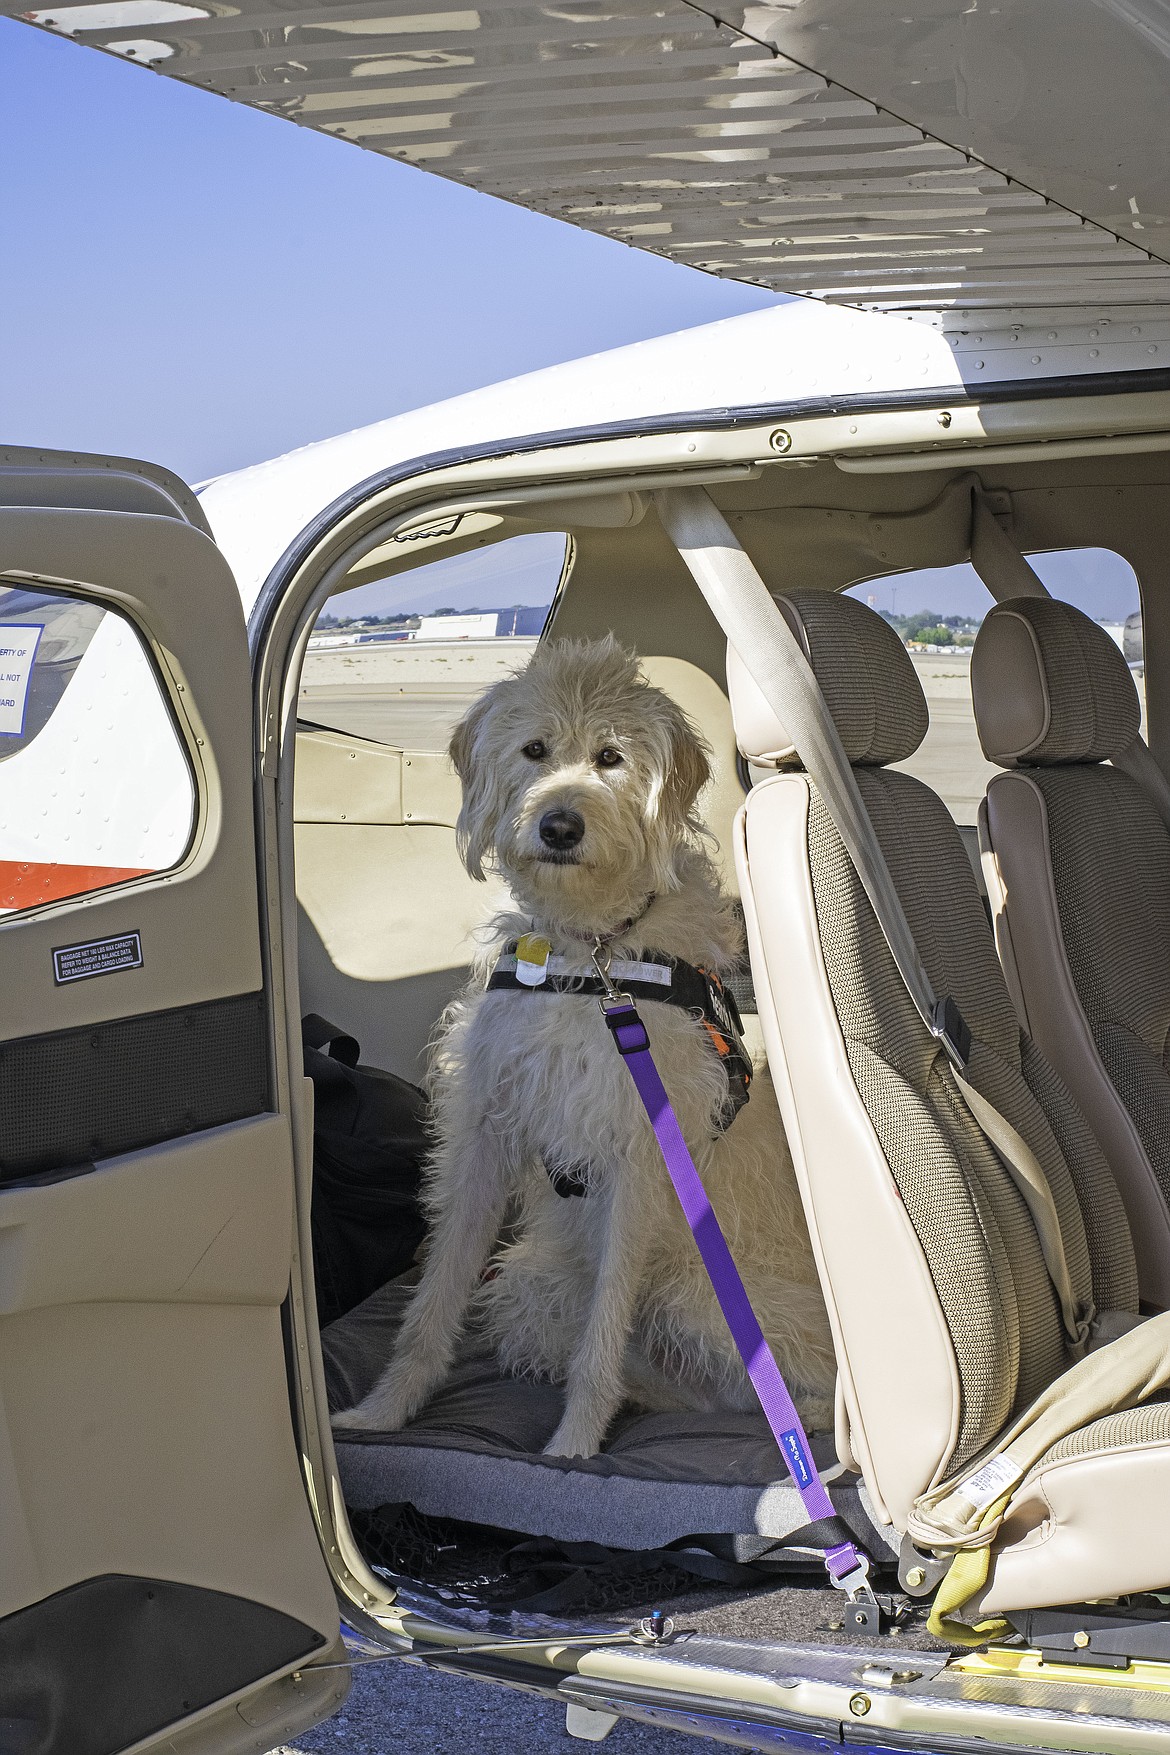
top-left (539, 808), bottom-right (585, 851)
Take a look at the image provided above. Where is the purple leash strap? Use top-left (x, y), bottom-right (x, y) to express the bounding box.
top-left (595, 971), bottom-right (872, 1600)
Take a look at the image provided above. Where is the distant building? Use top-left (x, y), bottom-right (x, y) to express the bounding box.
top-left (498, 605), bottom-right (548, 637)
top-left (415, 613), bottom-right (502, 641)
top-left (307, 628), bottom-right (412, 650)
top-left (415, 607), bottom-right (548, 640)
top-left (307, 606), bottom-right (549, 649)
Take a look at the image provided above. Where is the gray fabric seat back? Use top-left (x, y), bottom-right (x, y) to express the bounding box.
top-left (728, 591), bottom-right (1138, 1523)
top-left (972, 596), bottom-right (1170, 1303)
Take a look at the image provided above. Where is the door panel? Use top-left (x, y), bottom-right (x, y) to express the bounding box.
top-left (0, 993), bottom-right (269, 1184)
top-left (0, 476), bottom-right (341, 1755)
top-left (1, 1304), bottom-right (322, 1619)
top-left (0, 1115), bottom-right (290, 1312)
top-left (0, 1577), bottom-right (325, 1755)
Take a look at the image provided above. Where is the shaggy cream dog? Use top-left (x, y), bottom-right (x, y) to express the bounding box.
top-left (333, 638), bottom-right (835, 1458)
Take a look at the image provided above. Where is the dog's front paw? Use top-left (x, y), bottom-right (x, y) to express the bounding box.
top-left (330, 1374), bottom-right (420, 1436)
top-left (543, 1415), bottom-right (604, 1459)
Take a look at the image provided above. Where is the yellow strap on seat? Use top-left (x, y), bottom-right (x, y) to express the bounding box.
top-left (926, 1507), bottom-right (1013, 1645)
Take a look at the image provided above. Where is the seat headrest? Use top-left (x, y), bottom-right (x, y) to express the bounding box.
top-left (726, 589), bottom-right (928, 769)
top-left (972, 596), bottom-right (1141, 767)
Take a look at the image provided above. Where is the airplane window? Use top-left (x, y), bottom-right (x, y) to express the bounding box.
top-left (846, 548), bottom-right (1144, 827)
top-left (299, 531), bottom-right (567, 753)
top-left (0, 584), bottom-right (195, 915)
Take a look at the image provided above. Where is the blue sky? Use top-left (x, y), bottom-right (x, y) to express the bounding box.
top-left (1, 19), bottom-right (778, 484)
top-left (325, 533), bottom-right (568, 620)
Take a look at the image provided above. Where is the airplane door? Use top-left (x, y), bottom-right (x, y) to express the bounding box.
top-left (0, 459), bottom-right (346, 1755)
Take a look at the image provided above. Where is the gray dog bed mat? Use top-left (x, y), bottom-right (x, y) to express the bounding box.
top-left (323, 1280), bottom-right (894, 1558)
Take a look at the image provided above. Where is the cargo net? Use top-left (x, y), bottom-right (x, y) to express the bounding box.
top-left (348, 1502), bottom-right (788, 1617)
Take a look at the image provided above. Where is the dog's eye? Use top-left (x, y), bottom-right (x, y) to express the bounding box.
top-left (521, 740), bottom-right (547, 761)
top-left (596, 747), bottom-right (624, 769)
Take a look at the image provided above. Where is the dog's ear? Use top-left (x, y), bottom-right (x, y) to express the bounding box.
top-left (449, 692), bottom-right (497, 881)
top-left (661, 701), bottom-right (711, 832)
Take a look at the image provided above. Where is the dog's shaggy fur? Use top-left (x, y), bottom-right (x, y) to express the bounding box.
top-left (332, 637), bottom-right (836, 1458)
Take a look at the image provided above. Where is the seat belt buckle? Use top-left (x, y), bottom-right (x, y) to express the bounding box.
top-left (832, 1554), bottom-right (883, 1631)
top-left (827, 1545), bottom-right (879, 1603)
top-left (931, 995), bottom-right (972, 1072)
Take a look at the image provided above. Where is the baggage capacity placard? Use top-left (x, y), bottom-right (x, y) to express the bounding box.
top-left (0, 625), bottom-right (43, 736)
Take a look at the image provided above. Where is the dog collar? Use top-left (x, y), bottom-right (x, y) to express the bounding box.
top-left (554, 893), bottom-right (657, 947)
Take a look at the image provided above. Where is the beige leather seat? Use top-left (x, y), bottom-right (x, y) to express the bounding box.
top-left (726, 590), bottom-right (1170, 1614)
top-left (972, 597), bottom-right (1170, 1307)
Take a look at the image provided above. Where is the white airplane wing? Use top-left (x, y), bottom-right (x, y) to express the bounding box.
top-left (6, 0), bottom-right (1170, 310)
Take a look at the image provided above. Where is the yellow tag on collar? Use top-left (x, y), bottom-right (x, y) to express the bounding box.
top-left (515, 934), bottom-right (552, 987)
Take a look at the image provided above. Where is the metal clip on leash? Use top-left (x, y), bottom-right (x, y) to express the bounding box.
top-left (591, 941), bottom-right (631, 1009)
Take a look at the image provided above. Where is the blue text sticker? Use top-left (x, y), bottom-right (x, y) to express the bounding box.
top-left (780, 1428), bottom-right (814, 1489)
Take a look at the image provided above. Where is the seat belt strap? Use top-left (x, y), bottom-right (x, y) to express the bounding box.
top-left (654, 485), bottom-right (1091, 1355)
top-left (654, 486), bottom-right (943, 1059)
top-left (950, 1071), bottom-right (1091, 1354)
top-left (968, 486), bottom-right (1048, 601)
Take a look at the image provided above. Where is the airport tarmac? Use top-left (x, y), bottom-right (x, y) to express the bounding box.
top-left (894, 652), bottom-right (998, 827)
top-left (299, 637), bottom-right (535, 753)
top-left (270, 1656), bottom-right (718, 1755)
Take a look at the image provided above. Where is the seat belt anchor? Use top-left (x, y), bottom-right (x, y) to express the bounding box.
top-left (931, 995), bottom-right (972, 1072)
top-left (835, 1555), bottom-right (877, 1604)
top-left (834, 1555), bottom-right (883, 1633)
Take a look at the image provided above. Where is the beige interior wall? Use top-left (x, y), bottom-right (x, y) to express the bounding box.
top-left (296, 820), bottom-right (509, 1079)
top-left (550, 513), bottom-right (732, 681)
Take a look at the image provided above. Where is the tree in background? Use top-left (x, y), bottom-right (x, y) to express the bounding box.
top-left (880, 609), bottom-right (982, 646)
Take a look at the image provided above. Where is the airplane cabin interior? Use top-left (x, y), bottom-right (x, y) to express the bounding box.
top-left (291, 437), bottom-right (1170, 1650)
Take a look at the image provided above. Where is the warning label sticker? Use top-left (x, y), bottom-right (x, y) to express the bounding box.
top-left (959, 1453), bottom-right (1025, 1511)
top-left (52, 931), bottom-right (143, 985)
top-left (0, 624), bottom-right (43, 736)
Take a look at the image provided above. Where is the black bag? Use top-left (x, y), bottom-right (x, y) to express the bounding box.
top-left (302, 1014), bottom-right (429, 1328)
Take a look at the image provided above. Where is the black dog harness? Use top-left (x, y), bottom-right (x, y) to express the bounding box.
top-left (487, 944), bottom-right (753, 1196)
